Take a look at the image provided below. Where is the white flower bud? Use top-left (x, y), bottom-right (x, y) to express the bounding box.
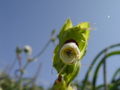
top-left (60, 42), bottom-right (81, 64)
top-left (24, 45), bottom-right (32, 55)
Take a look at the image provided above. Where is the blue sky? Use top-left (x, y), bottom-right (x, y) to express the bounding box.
top-left (0, 0), bottom-right (120, 88)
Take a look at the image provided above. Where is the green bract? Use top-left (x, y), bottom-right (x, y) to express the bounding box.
top-left (53, 19), bottom-right (90, 86)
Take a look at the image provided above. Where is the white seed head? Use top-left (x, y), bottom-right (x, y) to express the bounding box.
top-left (60, 42), bottom-right (81, 64)
top-left (107, 15), bottom-right (111, 19)
top-left (24, 45), bottom-right (32, 55)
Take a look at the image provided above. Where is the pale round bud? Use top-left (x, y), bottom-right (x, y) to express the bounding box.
top-left (60, 42), bottom-right (81, 64)
top-left (24, 45), bottom-right (32, 55)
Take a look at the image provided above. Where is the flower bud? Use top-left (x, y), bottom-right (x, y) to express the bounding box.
top-left (16, 46), bottom-right (22, 55)
top-left (60, 42), bottom-right (80, 64)
top-left (24, 45), bottom-right (32, 55)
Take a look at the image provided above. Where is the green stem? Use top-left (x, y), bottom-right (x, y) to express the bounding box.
top-left (82, 43), bottom-right (120, 90)
top-left (103, 51), bottom-right (108, 90)
top-left (92, 51), bottom-right (120, 90)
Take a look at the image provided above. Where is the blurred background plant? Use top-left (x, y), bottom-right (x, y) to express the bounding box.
top-left (1, 0), bottom-right (120, 90)
top-left (0, 29), bottom-right (120, 90)
top-left (0, 30), bottom-right (57, 90)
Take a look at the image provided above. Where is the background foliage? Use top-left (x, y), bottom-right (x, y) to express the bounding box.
top-left (0, 31), bottom-right (120, 89)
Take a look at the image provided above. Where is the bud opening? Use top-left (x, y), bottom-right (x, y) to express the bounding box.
top-left (60, 42), bottom-right (80, 64)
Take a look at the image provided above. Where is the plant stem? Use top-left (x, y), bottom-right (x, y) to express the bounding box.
top-left (82, 43), bottom-right (120, 90)
top-left (103, 51), bottom-right (108, 90)
top-left (33, 39), bottom-right (51, 60)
